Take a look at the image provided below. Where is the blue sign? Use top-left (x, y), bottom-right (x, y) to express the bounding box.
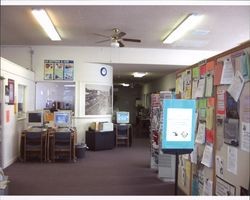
top-left (162, 99), bottom-right (196, 152)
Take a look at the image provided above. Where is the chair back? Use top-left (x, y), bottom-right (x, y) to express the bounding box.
top-left (25, 132), bottom-right (43, 147)
top-left (54, 132), bottom-right (71, 147)
top-left (117, 125), bottom-right (129, 136)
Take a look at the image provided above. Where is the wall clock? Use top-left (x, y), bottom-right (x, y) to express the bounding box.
top-left (100, 67), bottom-right (107, 76)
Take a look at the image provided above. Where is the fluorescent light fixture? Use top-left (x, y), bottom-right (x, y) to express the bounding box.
top-left (32, 9), bottom-right (61, 41)
top-left (121, 83), bottom-right (130, 87)
top-left (132, 72), bottom-right (148, 78)
top-left (163, 13), bottom-right (203, 44)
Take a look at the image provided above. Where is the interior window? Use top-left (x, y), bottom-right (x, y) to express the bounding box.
top-left (18, 84), bottom-right (26, 118)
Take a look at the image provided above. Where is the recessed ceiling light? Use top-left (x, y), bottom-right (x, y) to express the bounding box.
top-left (121, 83), bottom-right (130, 87)
top-left (132, 72), bottom-right (148, 78)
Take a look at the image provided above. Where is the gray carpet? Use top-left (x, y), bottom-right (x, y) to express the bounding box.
top-left (4, 138), bottom-right (176, 195)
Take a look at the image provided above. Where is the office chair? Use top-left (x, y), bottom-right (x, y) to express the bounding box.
top-left (52, 131), bottom-right (72, 162)
top-left (24, 131), bottom-right (46, 162)
top-left (115, 124), bottom-right (130, 147)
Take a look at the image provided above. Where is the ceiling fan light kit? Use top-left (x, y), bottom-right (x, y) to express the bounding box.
top-left (163, 13), bottom-right (203, 44)
top-left (110, 40), bottom-right (120, 48)
top-left (31, 9), bottom-right (61, 41)
top-left (95, 28), bottom-right (141, 47)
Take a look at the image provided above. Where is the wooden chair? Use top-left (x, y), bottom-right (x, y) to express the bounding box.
top-left (24, 131), bottom-right (46, 162)
top-left (115, 124), bottom-right (130, 147)
top-left (52, 131), bottom-right (72, 162)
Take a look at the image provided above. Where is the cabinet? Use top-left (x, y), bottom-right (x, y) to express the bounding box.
top-left (86, 130), bottom-right (115, 151)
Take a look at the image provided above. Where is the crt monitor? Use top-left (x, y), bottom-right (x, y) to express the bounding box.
top-left (116, 111), bottom-right (129, 124)
top-left (54, 110), bottom-right (72, 127)
top-left (27, 111), bottom-right (44, 127)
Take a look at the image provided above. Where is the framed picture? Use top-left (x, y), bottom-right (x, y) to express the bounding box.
top-left (8, 79), bottom-right (15, 105)
top-left (85, 84), bottom-right (112, 115)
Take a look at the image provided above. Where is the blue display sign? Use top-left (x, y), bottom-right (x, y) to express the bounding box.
top-left (162, 99), bottom-right (196, 153)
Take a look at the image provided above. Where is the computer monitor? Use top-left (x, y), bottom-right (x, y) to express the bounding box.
top-left (27, 111), bottom-right (44, 127)
top-left (116, 111), bottom-right (129, 124)
top-left (54, 110), bottom-right (72, 128)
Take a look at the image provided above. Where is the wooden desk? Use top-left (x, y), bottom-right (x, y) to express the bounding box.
top-left (20, 128), bottom-right (77, 162)
top-left (47, 128), bottom-right (77, 162)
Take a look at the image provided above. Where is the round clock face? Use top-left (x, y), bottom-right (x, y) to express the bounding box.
top-left (100, 67), bottom-right (107, 76)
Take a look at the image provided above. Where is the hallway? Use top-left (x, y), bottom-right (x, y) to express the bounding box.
top-left (4, 138), bottom-right (175, 195)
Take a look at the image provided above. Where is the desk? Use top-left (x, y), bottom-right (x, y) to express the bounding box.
top-left (20, 128), bottom-right (77, 162)
top-left (114, 124), bottom-right (133, 147)
top-left (86, 130), bottom-right (115, 151)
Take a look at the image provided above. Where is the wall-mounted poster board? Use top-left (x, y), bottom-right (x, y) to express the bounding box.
top-left (44, 60), bottom-right (74, 80)
top-left (162, 99), bottom-right (196, 154)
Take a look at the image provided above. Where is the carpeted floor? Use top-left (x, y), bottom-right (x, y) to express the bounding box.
top-left (4, 138), bottom-right (176, 195)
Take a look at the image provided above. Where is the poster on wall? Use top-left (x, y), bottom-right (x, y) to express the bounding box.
top-left (44, 60), bottom-right (54, 80)
top-left (63, 60), bottom-right (74, 80)
top-left (8, 79), bottom-right (15, 105)
top-left (161, 99), bottom-right (196, 153)
top-left (54, 60), bottom-right (64, 80)
top-left (85, 84), bottom-right (112, 115)
top-left (44, 60), bottom-right (74, 80)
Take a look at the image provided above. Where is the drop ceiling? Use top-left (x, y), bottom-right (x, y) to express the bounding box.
top-left (1, 4), bottom-right (250, 84)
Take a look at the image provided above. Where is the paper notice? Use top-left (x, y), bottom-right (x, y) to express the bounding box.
top-left (201, 144), bottom-right (213, 168)
top-left (220, 58), bottom-right (234, 84)
top-left (240, 122), bottom-right (250, 152)
top-left (227, 146), bottom-right (238, 175)
top-left (216, 155), bottom-right (224, 177)
top-left (195, 122), bottom-right (206, 144)
top-left (227, 71), bottom-right (244, 102)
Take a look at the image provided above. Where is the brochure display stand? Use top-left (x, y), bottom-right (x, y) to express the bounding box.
top-left (161, 99), bottom-right (196, 194)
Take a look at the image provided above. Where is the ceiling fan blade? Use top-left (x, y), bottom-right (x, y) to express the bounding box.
top-left (92, 33), bottom-right (110, 38)
top-left (122, 38), bottom-right (141, 43)
top-left (96, 39), bottom-right (110, 43)
top-left (118, 41), bottom-right (125, 47)
top-left (117, 31), bottom-right (126, 38)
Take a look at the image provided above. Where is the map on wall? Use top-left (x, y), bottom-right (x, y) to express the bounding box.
top-left (85, 84), bottom-right (112, 115)
top-left (44, 60), bottom-right (74, 80)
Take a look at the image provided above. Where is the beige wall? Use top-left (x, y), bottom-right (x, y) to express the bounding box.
top-left (141, 72), bottom-right (177, 107)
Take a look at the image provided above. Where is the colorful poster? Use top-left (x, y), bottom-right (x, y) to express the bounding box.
top-left (162, 99), bottom-right (196, 151)
top-left (216, 85), bottom-right (227, 116)
top-left (63, 60), bottom-right (74, 80)
top-left (8, 79), bottom-right (15, 104)
top-left (54, 60), bottom-right (64, 80)
top-left (44, 60), bottom-right (54, 80)
top-left (214, 62), bottom-right (223, 85)
top-left (44, 60), bottom-right (74, 80)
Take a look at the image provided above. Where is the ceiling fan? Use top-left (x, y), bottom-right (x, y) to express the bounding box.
top-left (94, 28), bottom-right (141, 47)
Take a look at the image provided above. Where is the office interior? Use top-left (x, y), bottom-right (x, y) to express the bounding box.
top-left (0, 2), bottom-right (250, 196)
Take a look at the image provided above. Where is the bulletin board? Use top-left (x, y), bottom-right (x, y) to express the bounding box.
top-left (176, 43), bottom-right (250, 195)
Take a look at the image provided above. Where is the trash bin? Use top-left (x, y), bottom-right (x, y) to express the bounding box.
top-left (75, 143), bottom-right (87, 159)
